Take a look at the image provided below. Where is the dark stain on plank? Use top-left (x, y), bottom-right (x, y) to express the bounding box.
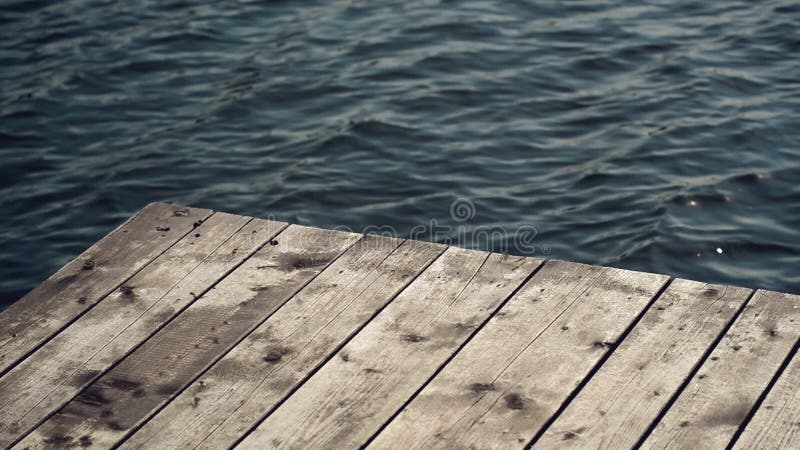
top-left (403, 334), bottom-right (426, 343)
top-left (469, 383), bottom-right (495, 393)
top-left (262, 348), bottom-right (291, 363)
top-left (43, 434), bottom-right (73, 446)
top-left (504, 393), bottom-right (526, 410)
top-left (156, 382), bottom-right (184, 396)
top-left (766, 328), bottom-right (779, 337)
top-left (106, 421), bottom-right (125, 431)
top-left (75, 387), bottom-right (110, 407)
top-left (593, 341), bottom-right (615, 349)
top-left (107, 378), bottom-right (142, 392)
top-left (55, 273), bottom-right (81, 289)
top-left (71, 369), bottom-right (102, 387)
top-left (277, 252), bottom-right (338, 271)
top-left (79, 434), bottom-right (93, 447)
top-left (120, 285), bottom-right (135, 296)
top-left (562, 427), bottom-right (585, 441)
top-left (704, 401), bottom-right (751, 427)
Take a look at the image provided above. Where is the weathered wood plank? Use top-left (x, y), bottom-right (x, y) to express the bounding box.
top-left (733, 325), bottom-right (800, 449)
top-left (0, 213), bottom-right (286, 447)
top-left (534, 280), bottom-right (751, 449)
top-left (236, 248), bottom-right (543, 450)
top-left (122, 236), bottom-right (446, 450)
top-left (15, 225), bottom-right (360, 450)
top-left (0, 202), bottom-right (212, 376)
top-left (641, 290), bottom-right (800, 449)
top-left (369, 261), bottom-right (669, 450)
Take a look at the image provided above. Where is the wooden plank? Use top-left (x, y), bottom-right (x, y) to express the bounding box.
top-left (0, 202), bottom-right (212, 375)
top-left (0, 213), bottom-right (287, 447)
top-left (369, 261), bottom-right (669, 450)
top-left (15, 225), bottom-right (360, 450)
top-left (122, 236), bottom-right (446, 450)
top-left (733, 326), bottom-right (800, 449)
top-left (534, 280), bottom-right (752, 449)
top-left (236, 248), bottom-right (543, 450)
top-left (641, 290), bottom-right (800, 449)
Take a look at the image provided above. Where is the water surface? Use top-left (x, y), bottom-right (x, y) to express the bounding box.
top-left (2, 0), bottom-right (799, 306)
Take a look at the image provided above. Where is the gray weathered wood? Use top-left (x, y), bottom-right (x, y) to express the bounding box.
top-left (0, 202), bottom-right (212, 376)
top-left (641, 290), bottom-right (800, 449)
top-left (3, 203), bottom-right (799, 450)
top-left (0, 213), bottom-right (286, 448)
top-left (370, 260), bottom-right (669, 450)
top-left (122, 236), bottom-right (445, 450)
top-left (15, 225), bottom-right (360, 450)
top-left (236, 248), bottom-right (543, 450)
top-left (534, 279), bottom-right (751, 449)
top-left (733, 312), bottom-right (800, 450)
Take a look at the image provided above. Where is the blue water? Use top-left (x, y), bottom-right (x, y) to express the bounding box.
top-left (2, 0), bottom-right (799, 306)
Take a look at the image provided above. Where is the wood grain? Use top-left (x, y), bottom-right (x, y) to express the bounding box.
top-left (369, 260), bottom-right (668, 450)
top-left (0, 202), bottom-right (212, 376)
top-left (122, 237), bottom-right (445, 450)
top-left (733, 317), bottom-right (800, 450)
top-left (534, 279), bottom-right (751, 449)
top-left (641, 290), bottom-right (800, 449)
top-left (0, 213), bottom-right (286, 447)
top-left (236, 248), bottom-right (542, 450)
top-left (14, 225), bottom-right (359, 450)
top-left (4, 203), bottom-right (799, 450)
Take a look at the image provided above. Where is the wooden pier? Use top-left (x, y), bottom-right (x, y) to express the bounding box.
top-left (0, 202), bottom-right (798, 449)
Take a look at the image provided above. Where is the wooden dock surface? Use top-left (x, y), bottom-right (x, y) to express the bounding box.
top-left (0, 202), bottom-right (797, 449)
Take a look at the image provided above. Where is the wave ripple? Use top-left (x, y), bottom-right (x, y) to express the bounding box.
top-left (2, 0), bottom-right (799, 305)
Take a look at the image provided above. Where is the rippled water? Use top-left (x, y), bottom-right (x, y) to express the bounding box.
top-left (2, 0), bottom-right (799, 306)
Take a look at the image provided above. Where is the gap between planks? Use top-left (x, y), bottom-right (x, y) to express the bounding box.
top-left (530, 280), bottom-right (752, 449)
top-left (236, 249), bottom-right (544, 449)
top-left (639, 290), bottom-right (800, 449)
top-left (0, 214), bottom-right (288, 448)
top-left (2, 203), bottom-right (798, 450)
top-left (122, 236), bottom-right (447, 450)
top-left (0, 203), bottom-right (213, 378)
top-left (14, 225), bottom-right (362, 449)
top-left (365, 261), bottom-right (669, 450)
